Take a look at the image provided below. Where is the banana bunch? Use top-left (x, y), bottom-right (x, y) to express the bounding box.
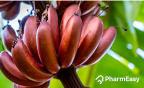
top-left (0, 1), bottom-right (116, 88)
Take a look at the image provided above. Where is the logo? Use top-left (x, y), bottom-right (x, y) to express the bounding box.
top-left (95, 75), bottom-right (104, 84)
top-left (95, 75), bottom-right (139, 84)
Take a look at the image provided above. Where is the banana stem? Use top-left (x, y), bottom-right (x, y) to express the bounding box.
top-left (57, 66), bottom-right (85, 88)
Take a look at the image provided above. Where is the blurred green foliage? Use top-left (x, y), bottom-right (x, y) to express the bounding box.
top-left (0, 1), bottom-right (144, 88)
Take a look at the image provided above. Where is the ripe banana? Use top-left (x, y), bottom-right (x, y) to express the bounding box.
top-left (84, 27), bottom-right (117, 65)
top-left (36, 21), bottom-right (60, 74)
top-left (56, 1), bottom-right (76, 16)
top-left (23, 16), bottom-right (41, 63)
top-left (47, 5), bottom-right (60, 51)
top-left (79, 15), bottom-right (93, 46)
top-left (79, 4), bottom-right (100, 46)
top-left (0, 51), bottom-right (44, 86)
top-left (2, 1), bottom-right (20, 20)
top-left (60, 4), bottom-right (81, 36)
top-left (56, 1), bottom-right (99, 17)
top-left (74, 17), bottom-right (103, 66)
top-left (59, 14), bottom-right (82, 68)
top-left (0, 1), bottom-right (13, 11)
top-left (2, 25), bottom-right (17, 51)
top-left (12, 39), bottom-right (52, 82)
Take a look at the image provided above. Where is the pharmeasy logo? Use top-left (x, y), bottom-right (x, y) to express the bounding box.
top-left (95, 75), bottom-right (139, 84)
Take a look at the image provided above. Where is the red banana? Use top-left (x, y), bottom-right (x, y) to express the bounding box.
top-left (56, 1), bottom-right (99, 17)
top-left (36, 21), bottom-right (60, 74)
top-left (79, 15), bottom-right (93, 46)
top-left (60, 4), bottom-right (81, 36)
top-left (23, 16), bottom-right (40, 63)
top-left (12, 39), bottom-right (52, 82)
top-left (74, 17), bottom-right (103, 66)
top-left (0, 51), bottom-right (44, 86)
top-left (0, 1), bottom-right (13, 11)
top-left (14, 81), bottom-right (49, 88)
top-left (79, 3), bottom-right (100, 46)
top-left (2, 1), bottom-right (20, 20)
top-left (56, 1), bottom-right (76, 15)
top-left (47, 5), bottom-right (60, 51)
top-left (2, 25), bottom-right (17, 51)
top-left (80, 5), bottom-right (101, 46)
top-left (59, 14), bottom-right (82, 68)
top-left (84, 27), bottom-right (117, 65)
top-left (0, 1), bottom-right (12, 6)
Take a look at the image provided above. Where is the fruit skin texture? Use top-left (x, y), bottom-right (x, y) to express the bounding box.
top-left (2, 25), bottom-right (17, 51)
top-left (47, 5), bottom-right (60, 51)
top-left (0, 51), bottom-right (44, 86)
top-left (74, 17), bottom-right (103, 66)
top-left (59, 14), bottom-right (82, 68)
top-left (36, 21), bottom-right (60, 74)
top-left (23, 16), bottom-right (40, 63)
top-left (84, 27), bottom-right (117, 65)
top-left (79, 15), bottom-right (93, 46)
top-left (12, 39), bottom-right (52, 82)
top-left (60, 4), bottom-right (81, 37)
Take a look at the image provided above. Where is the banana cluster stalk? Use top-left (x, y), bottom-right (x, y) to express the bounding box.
top-left (0, 1), bottom-right (116, 88)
